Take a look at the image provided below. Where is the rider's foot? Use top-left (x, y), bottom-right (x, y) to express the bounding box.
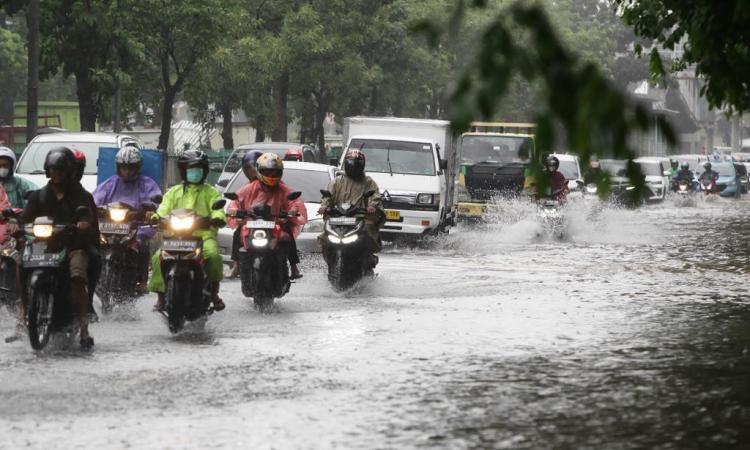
top-left (290, 264), bottom-right (302, 280)
top-left (80, 334), bottom-right (94, 350)
top-left (227, 262), bottom-right (240, 279)
top-left (212, 297), bottom-right (226, 311)
top-left (153, 293), bottom-right (166, 311)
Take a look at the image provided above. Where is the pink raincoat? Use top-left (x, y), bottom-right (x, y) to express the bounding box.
top-left (228, 179), bottom-right (307, 237)
top-left (0, 185), bottom-right (12, 241)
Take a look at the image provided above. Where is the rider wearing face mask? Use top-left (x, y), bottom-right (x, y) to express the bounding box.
top-left (148, 150), bottom-right (226, 311)
top-left (0, 146), bottom-right (38, 208)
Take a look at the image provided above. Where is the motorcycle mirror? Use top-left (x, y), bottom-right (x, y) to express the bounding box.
top-left (150, 194), bottom-right (163, 205)
top-left (363, 190), bottom-right (376, 198)
top-left (287, 191), bottom-right (302, 201)
top-left (1, 208), bottom-right (14, 219)
top-left (576, 180), bottom-right (584, 187)
top-left (211, 199), bottom-right (227, 210)
top-left (224, 192), bottom-right (238, 201)
top-left (320, 189), bottom-right (332, 198)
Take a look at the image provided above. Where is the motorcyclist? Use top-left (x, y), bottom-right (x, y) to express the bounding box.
top-left (148, 149), bottom-right (227, 312)
top-left (673, 162), bottom-right (695, 191)
top-left (583, 156), bottom-right (603, 185)
top-left (93, 146), bottom-right (162, 290)
top-left (318, 149), bottom-right (384, 265)
top-left (538, 155), bottom-right (569, 202)
top-left (228, 151), bottom-right (261, 279)
top-left (20, 147), bottom-right (99, 349)
top-left (0, 146), bottom-right (38, 208)
top-left (226, 153), bottom-right (307, 279)
top-left (698, 162), bottom-right (719, 193)
top-left (668, 159), bottom-right (679, 179)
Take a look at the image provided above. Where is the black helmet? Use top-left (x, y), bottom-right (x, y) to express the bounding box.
top-left (177, 149), bottom-right (209, 183)
top-left (44, 146), bottom-right (77, 181)
top-left (343, 149), bottom-right (366, 180)
top-left (545, 155), bottom-right (560, 171)
top-left (703, 162), bottom-right (712, 171)
top-left (670, 159), bottom-right (678, 169)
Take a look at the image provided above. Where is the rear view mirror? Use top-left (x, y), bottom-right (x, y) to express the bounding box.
top-left (211, 199), bottom-right (227, 210)
top-left (576, 179), bottom-right (584, 187)
top-left (320, 189), bottom-right (332, 198)
top-left (439, 159), bottom-right (448, 170)
top-left (287, 191), bottom-right (302, 201)
top-left (150, 194), bottom-right (163, 205)
top-left (224, 192), bottom-right (238, 201)
top-left (363, 190), bottom-right (376, 198)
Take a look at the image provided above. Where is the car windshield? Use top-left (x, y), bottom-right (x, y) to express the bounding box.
top-left (709, 163), bottom-right (736, 177)
top-left (348, 139), bottom-right (435, 176)
top-left (17, 141), bottom-right (112, 174)
top-left (601, 160), bottom-right (627, 177)
top-left (637, 162), bottom-right (663, 176)
top-left (556, 160), bottom-right (579, 180)
top-left (224, 147), bottom-right (293, 173)
top-left (226, 168), bottom-right (331, 203)
top-left (460, 135), bottom-right (533, 164)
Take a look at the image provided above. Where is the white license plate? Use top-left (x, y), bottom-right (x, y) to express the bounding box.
top-left (162, 239), bottom-right (199, 252)
top-left (245, 220), bottom-right (275, 229)
top-left (329, 217), bottom-right (357, 225)
top-left (99, 222), bottom-right (131, 235)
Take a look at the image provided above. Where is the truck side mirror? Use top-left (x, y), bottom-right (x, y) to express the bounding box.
top-left (439, 159), bottom-right (448, 170)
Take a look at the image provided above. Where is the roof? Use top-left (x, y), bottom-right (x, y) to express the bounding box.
top-left (31, 132), bottom-right (136, 143)
top-left (236, 142), bottom-right (306, 150)
top-left (282, 161), bottom-right (334, 172)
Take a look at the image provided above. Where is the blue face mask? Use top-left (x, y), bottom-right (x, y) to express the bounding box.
top-left (186, 168), bottom-right (203, 184)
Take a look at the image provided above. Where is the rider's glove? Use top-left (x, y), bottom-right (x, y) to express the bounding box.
top-left (149, 213), bottom-right (160, 226)
top-left (367, 206), bottom-right (377, 215)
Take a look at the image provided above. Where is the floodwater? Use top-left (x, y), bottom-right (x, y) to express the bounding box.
top-left (1, 197), bottom-right (749, 448)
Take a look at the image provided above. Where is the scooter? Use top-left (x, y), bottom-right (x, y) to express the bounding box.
top-left (153, 198), bottom-right (226, 333)
top-left (224, 191), bottom-right (301, 310)
top-left (700, 177), bottom-right (719, 201)
top-left (537, 197), bottom-right (567, 239)
top-left (320, 189), bottom-right (379, 291)
top-left (0, 209), bottom-right (22, 313)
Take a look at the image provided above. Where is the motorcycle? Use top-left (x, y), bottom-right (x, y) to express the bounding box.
top-left (224, 191), bottom-right (301, 310)
top-left (537, 198), bottom-right (567, 239)
top-left (672, 179), bottom-right (696, 206)
top-left (320, 189), bottom-right (379, 291)
top-left (96, 201), bottom-right (155, 313)
top-left (154, 198), bottom-right (226, 333)
top-left (700, 177), bottom-right (719, 200)
top-left (0, 209), bottom-right (22, 312)
top-left (15, 207), bottom-right (89, 349)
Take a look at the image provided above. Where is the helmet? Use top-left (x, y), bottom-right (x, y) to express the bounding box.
top-left (283, 148), bottom-right (303, 161)
top-left (670, 158), bottom-right (679, 169)
top-left (343, 149), bottom-right (366, 180)
top-left (255, 153), bottom-right (284, 187)
top-left (177, 149), bottom-right (209, 183)
top-left (115, 145), bottom-right (143, 176)
top-left (72, 150), bottom-right (86, 181)
top-left (545, 155), bottom-right (560, 171)
top-left (0, 146), bottom-right (17, 181)
top-left (681, 162), bottom-right (690, 170)
top-left (703, 162), bottom-right (712, 171)
top-left (44, 147), bottom-right (77, 182)
top-left (242, 150), bottom-right (262, 168)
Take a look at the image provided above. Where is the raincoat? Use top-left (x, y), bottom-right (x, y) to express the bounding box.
top-left (93, 174), bottom-right (162, 238)
top-left (2, 175), bottom-right (37, 209)
top-left (319, 174), bottom-right (383, 251)
top-left (227, 179), bottom-right (307, 236)
top-left (0, 185), bottom-right (11, 240)
top-left (147, 183), bottom-right (226, 293)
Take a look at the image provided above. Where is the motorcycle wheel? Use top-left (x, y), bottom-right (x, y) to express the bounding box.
top-left (166, 274), bottom-right (187, 334)
top-left (329, 249), bottom-right (350, 292)
top-left (252, 267), bottom-right (274, 311)
top-left (27, 285), bottom-right (52, 350)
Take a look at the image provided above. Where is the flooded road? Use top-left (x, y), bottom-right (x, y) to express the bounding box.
top-left (1, 198), bottom-right (749, 448)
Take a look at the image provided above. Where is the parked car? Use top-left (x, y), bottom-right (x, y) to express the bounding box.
top-left (634, 157), bottom-right (668, 202)
top-left (217, 161), bottom-right (338, 262)
top-left (600, 159), bottom-right (640, 206)
top-left (215, 142), bottom-right (321, 189)
top-left (550, 153), bottom-right (582, 193)
top-left (16, 132), bottom-right (139, 192)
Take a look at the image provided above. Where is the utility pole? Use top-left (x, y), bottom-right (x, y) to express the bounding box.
top-left (25, 0), bottom-right (40, 143)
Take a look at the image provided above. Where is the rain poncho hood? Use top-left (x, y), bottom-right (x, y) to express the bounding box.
top-left (0, 147), bottom-right (38, 208)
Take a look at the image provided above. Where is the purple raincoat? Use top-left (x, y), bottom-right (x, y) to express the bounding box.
top-left (93, 174), bottom-right (162, 238)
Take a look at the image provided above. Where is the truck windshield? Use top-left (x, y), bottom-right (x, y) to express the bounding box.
top-left (459, 135), bottom-right (533, 164)
top-left (557, 160), bottom-right (579, 180)
top-left (348, 139), bottom-right (435, 176)
top-left (17, 141), bottom-right (109, 174)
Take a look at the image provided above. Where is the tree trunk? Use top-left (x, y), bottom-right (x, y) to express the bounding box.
top-left (271, 71), bottom-right (289, 141)
top-left (315, 95), bottom-right (328, 153)
top-left (158, 88), bottom-right (176, 151)
top-left (219, 102), bottom-right (234, 149)
top-left (75, 70), bottom-right (98, 131)
top-left (25, 0), bottom-right (40, 142)
top-left (254, 114), bottom-right (265, 142)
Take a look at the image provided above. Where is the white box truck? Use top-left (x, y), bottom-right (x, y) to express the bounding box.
top-left (342, 116), bottom-right (457, 237)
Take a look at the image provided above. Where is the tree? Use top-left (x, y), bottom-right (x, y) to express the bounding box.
top-left (616, 0), bottom-right (750, 113)
top-left (0, 26), bottom-right (26, 117)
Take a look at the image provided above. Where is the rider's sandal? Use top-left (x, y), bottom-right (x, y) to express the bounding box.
top-left (212, 298), bottom-right (226, 311)
top-left (80, 335), bottom-right (94, 350)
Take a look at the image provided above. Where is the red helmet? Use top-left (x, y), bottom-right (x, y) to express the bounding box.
top-left (283, 148), bottom-right (303, 161)
top-left (72, 149), bottom-right (86, 181)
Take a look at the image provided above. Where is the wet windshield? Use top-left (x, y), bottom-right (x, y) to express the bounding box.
top-left (226, 168), bottom-right (330, 203)
top-left (557, 160), bottom-right (579, 180)
top-left (225, 147), bottom-right (294, 173)
top-left (17, 142), bottom-right (112, 174)
top-left (348, 139), bottom-right (435, 176)
top-left (637, 162), bottom-right (663, 176)
top-left (460, 135), bottom-right (533, 164)
top-left (601, 160), bottom-right (627, 177)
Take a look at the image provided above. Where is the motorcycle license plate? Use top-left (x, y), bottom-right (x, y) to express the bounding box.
top-left (245, 220), bottom-right (275, 229)
top-left (162, 239), bottom-right (199, 252)
top-left (385, 210), bottom-right (400, 221)
top-left (329, 217), bottom-right (357, 225)
top-left (99, 221), bottom-right (130, 235)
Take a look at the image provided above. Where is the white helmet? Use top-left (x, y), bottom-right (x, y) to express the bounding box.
top-left (0, 147), bottom-right (17, 181)
top-left (115, 145), bottom-right (143, 174)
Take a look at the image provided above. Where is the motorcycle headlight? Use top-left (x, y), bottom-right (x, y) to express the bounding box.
top-left (585, 185), bottom-right (597, 194)
top-left (327, 234), bottom-right (342, 244)
top-left (417, 193), bottom-right (435, 204)
top-left (302, 218), bottom-right (324, 233)
top-left (32, 224), bottom-right (54, 238)
top-left (109, 208), bottom-right (128, 222)
top-left (342, 234), bottom-right (358, 244)
top-left (170, 215), bottom-right (195, 231)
